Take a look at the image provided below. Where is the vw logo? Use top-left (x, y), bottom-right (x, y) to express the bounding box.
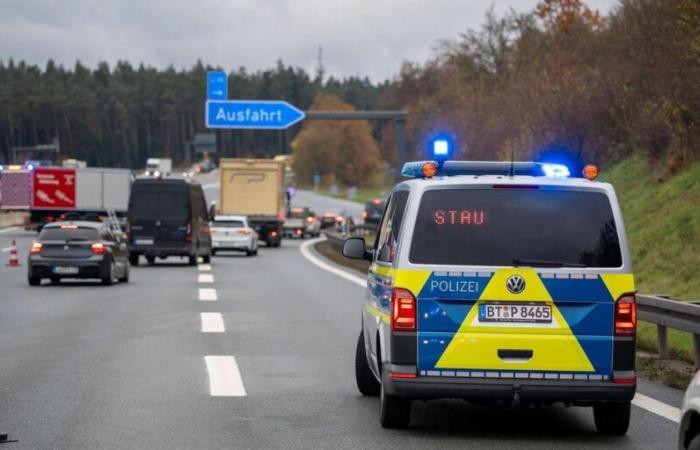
top-left (506, 275), bottom-right (526, 294)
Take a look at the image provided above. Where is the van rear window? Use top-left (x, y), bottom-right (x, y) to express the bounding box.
top-left (409, 188), bottom-right (622, 267)
top-left (130, 188), bottom-right (189, 221)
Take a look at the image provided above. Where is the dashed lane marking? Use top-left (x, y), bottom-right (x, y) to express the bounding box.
top-left (201, 313), bottom-right (225, 333)
top-left (199, 273), bottom-right (214, 283)
top-left (205, 356), bottom-right (247, 397)
top-left (300, 237), bottom-right (685, 425)
top-left (198, 264), bottom-right (212, 271)
top-left (299, 237), bottom-right (365, 288)
top-left (199, 288), bottom-right (218, 301)
top-left (632, 393), bottom-right (681, 423)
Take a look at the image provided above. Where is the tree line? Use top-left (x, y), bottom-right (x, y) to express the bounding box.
top-left (0, 59), bottom-right (386, 167)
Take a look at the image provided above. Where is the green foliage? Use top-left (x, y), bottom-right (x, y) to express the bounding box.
top-left (600, 156), bottom-right (700, 299)
top-left (0, 59), bottom-right (385, 167)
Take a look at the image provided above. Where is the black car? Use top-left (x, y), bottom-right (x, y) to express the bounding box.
top-left (362, 198), bottom-right (386, 227)
top-left (28, 221), bottom-right (130, 286)
top-left (127, 178), bottom-right (212, 266)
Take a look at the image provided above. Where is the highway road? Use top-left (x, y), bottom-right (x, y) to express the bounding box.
top-left (0, 190), bottom-right (685, 449)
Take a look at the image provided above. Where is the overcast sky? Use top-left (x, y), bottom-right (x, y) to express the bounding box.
top-left (0, 0), bottom-right (618, 82)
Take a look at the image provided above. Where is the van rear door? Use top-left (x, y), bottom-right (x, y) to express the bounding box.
top-left (409, 187), bottom-right (626, 380)
top-left (129, 183), bottom-right (190, 246)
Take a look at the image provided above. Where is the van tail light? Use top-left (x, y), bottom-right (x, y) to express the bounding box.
top-left (186, 222), bottom-right (193, 241)
top-left (615, 294), bottom-right (637, 336)
top-left (209, 227), bottom-right (217, 233)
top-left (30, 242), bottom-right (43, 254)
top-left (91, 242), bottom-right (106, 255)
top-left (391, 288), bottom-right (416, 332)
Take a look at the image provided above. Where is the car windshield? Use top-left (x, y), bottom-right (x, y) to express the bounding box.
top-left (214, 220), bottom-right (244, 228)
top-left (40, 227), bottom-right (99, 241)
top-left (409, 188), bottom-right (623, 267)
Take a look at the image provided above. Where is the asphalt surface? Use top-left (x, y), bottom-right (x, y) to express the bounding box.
top-left (0, 189), bottom-right (684, 449)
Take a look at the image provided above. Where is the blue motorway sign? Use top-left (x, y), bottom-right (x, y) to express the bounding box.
top-left (207, 71), bottom-right (228, 100)
top-left (205, 100), bottom-right (305, 130)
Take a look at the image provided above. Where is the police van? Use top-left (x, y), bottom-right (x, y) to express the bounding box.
top-left (342, 155), bottom-right (636, 434)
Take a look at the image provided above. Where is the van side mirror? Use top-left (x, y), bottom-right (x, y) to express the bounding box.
top-left (342, 237), bottom-right (372, 261)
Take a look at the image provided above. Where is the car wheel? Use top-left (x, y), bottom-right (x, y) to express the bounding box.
top-left (50, 277), bottom-right (61, 285)
top-left (379, 365), bottom-right (411, 428)
top-left (355, 331), bottom-right (380, 396)
top-left (118, 265), bottom-right (129, 283)
top-left (102, 263), bottom-right (114, 286)
top-left (28, 276), bottom-right (41, 286)
top-left (689, 433), bottom-right (700, 450)
top-left (211, 249), bottom-right (217, 256)
top-left (253, 248), bottom-right (258, 256)
top-left (129, 253), bottom-right (139, 266)
top-left (146, 255), bottom-right (156, 265)
top-left (188, 255), bottom-right (197, 266)
top-left (202, 253), bottom-right (211, 264)
top-left (593, 401), bottom-right (630, 435)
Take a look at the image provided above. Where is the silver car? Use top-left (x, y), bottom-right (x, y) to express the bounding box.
top-left (210, 215), bottom-right (258, 256)
top-left (679, 371), bottom-right (700, 449)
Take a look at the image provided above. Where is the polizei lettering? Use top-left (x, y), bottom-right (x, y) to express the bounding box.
top-left (429, 279), bottom-right (480, 293)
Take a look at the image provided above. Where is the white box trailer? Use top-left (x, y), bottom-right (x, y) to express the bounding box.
top-left (76, 168), bottom-right (131, 212)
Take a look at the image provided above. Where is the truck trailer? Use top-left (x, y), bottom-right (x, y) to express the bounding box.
top-left (218, 158), bottom-right (285, 247)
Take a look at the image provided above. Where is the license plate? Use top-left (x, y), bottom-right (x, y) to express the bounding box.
top-left (479, 303), bottom-right (552, 323)
top-left (53, 266), bottom-right (79, 275)
top-left (135, 238), bottom-right (154, 245)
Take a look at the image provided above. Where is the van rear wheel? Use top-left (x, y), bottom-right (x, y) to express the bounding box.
top-left (146, 255), bottom-right (155, 265)
top-left (129, 253), bottom-right (139, 266)
top-left (355, 331), bottom-right (380, 396)
top-left (379, 366), bottom-right (411, 429)
top-left (188, 255), bottom-right (197, 266)
top-left (593, 401), bottom-right (630, 435)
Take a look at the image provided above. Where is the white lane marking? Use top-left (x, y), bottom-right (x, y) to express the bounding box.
top-left (198, 273), bottom-right (214, 283)
top-left (0, 227), bottom-right (19, 234)
top-left (198, 264), bottom-right (212, 271)
top-left (301, 237), bottom-right (685, 425)
top-left (201, 313), bottom-right (225, 333)
top-left (199, 288), bottom-right (218, 301)
top-left (632, 393), bottom-right (681, 423)
top-left (204, 356), bottom-right (247, 396)
top-left (299, 237), bottom-right (366, 288)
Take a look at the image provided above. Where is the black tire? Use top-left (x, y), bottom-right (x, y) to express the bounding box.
top-left (246, 249), bottom-right (253, 256)
top-left (380, 366), bottom-right (412, 429)
top-left (146, 255), bottom-right (156, 265)
top-left (118, 266), bottom-right (129, 283)
top-left (689, 433), bottom-right (700, 450)
top-left (211, 249), bottom-right (217, 256)
top-left (202, 253), bottom-right (211, 264)
top-left (102, 263), bottom-right (113, 286)
top-left (355, 331), bottom-right (380, 396)
top-left (253, 248), bottom-right (258, 256)
top-left (50, 277), bottom-right (60, 285)
top-left (28, 276), bottom-right (41, 286)
top-left (593, 401), bottom-right (631, 435)
top-left (188, 255), bottom-right (197, 266)
top-left (129, 253), bottom-right (139, 266)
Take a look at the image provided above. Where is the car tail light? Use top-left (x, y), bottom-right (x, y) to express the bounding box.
top-left (391, 288), bottom-right (416, 332)
top-left (361, 211), bottom-right (368, 220)
top-left (278, 212), bottom-right (286, 221)
top-left (390, 372), bottom-right (417, 379)
top-left (615, 294), bottom-right (636, 336)
top-left (186, 222), bottom-right (193, 241)
top-left (209, 227), bottom-right (218, 233)
top-left (30, 242), bottom-right (43, 254)
top-left (238, 229), bottom-right (251, 235)
top-left (306, 216), bottom-right (314, 223)
top-left (91, 242), bottom-right (106, 255)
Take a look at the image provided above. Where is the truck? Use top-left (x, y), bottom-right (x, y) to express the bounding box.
top-left (0, 167), bottom-right (132, 231)
top-left (219, 158), bottom-right (285, 247)
top-left (145, 158), bottom-right (172, 177)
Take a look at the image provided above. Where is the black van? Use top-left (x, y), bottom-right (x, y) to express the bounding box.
top-left (127, 178), bottom-right (212, 266)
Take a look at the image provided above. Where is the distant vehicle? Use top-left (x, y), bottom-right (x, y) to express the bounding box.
top-left (345, 159), bottom-right (636, 433)
top-left (362, 198), bottom-right (386, 226)
top-left (679, 372), bottom-right (700, 449)
top-left (62, 159), bottom-right (87, 169)
top-left (144, 158), bottom-right (172, 177)
top-left (0, 167), bottom-right (131, 232)
top-left (127, 178), bottom-right (211, 266)
top-left (319, 212), bottom-right (341, 230)
top-left (27, 221), bottom-right (129, 286)
top-left (219, 158), bottom-right (285, 247)
top-left (194, 159), bottom-right (217, 174)
top-left (210, 215), bottom-right (258, 256)
top-left (284, 207), bottom-right (320, 238)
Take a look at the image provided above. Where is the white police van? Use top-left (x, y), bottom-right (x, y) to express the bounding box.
top-left (343, 153), bottom-right (637, 433)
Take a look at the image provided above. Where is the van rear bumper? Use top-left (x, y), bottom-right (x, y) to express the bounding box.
top-left (129, 244), bottom-right (193, 257)
top-left (385, 375), bottom-right (635, 404)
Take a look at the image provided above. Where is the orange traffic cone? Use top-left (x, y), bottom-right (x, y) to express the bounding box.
top-left (6, 239), bottom-right (20, 267)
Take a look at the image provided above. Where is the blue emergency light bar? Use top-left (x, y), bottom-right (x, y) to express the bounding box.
top-left (401, 160), bottom-right (572, 179)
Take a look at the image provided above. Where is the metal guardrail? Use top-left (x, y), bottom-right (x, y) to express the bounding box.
top-left (637, 294), bottom-right (700, 368)
top-left (321, 232), bottom-right (700, 369)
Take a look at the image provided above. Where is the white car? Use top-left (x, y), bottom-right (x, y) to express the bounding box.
top-left (210, 215), bottom-right (258, 256)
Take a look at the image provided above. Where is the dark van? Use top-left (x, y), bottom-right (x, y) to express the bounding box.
top-left (127, 178), bottom-right (212, 266)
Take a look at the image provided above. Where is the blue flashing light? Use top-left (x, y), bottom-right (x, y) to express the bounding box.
top-left (427, 133), bottom-right (455, 163)
top-left (0, 164), bottom-right (4, 171)
top-left (401, 161), bottom-right (435, 178)
top-left (26, 163), bottom-right (35, 171)
top-left (433, 139), bottom-right (449, 156)
top-left (541, 163), bottom-right (570, 178)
